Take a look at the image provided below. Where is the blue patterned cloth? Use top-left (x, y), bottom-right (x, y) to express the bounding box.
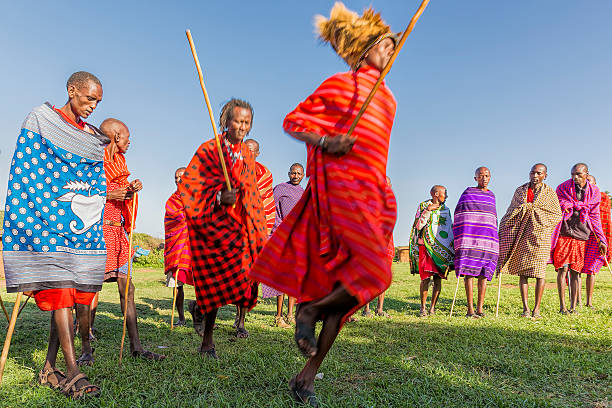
top-left (3, 103), bottom-right (109, 292)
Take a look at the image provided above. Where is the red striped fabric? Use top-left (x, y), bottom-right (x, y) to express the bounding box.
top-left (248, 65), bottom-right (397, 318)
top-left (256, 162), bottom-right (276, 234)
top-left (164, 191), bottom-right (193, 285)
top-left (583, 192), bottom-right (612, 274)
top-left (104, 147), bottom-right (138, 233)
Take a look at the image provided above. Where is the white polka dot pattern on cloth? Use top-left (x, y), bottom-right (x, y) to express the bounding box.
top-left (3, 126), bottom-right (106, 254)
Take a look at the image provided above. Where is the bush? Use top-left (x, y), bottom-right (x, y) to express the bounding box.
top-left (133, 247), bottom-right (164, 267)
top-left (131, 232), bottom-right (164, 267)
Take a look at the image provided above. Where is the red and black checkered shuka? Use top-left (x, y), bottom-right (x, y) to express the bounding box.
top-left (179, 135), bottom-right (267, 314)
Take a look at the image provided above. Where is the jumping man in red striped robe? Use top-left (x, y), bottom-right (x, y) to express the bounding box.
top-left (164, 167), bottom-right (193, 326)
top-left (179, 99), bottom-right (267, 358)
top-left (248, 3), bottom-right (399, 404)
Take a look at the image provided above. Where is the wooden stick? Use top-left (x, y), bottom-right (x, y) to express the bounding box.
top-left (185, 29), bottom-right (232, 192)
top-left (604, 257), bottom-right (612, 278)
top-left (592, 234), bottom-right (612, 278)
top-left (346, 0), bottom-right (430, 138)
top-left (0, 292), bottom-right (23, 386)
top-left (495, 272), bottom-right (502, 317)
top-left (119, 195), bottom-right (137, 366)
top-left (15, 295), bottom-right (31, 319)
top-left (170, 270), bottom-right (178, 330)
top-left (0, 296), bottom-right (9, 323)
top-left (449, 273), bottom-right (460, 318)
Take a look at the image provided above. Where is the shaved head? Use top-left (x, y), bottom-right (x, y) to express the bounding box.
top-left (67, 71), bottom-right (101, 90)
top-left (572, 162), bottom-right (588, 173)
top-left (430, 185), bottom-right (447, 204)
top-left (533, 163), bottom-right (548, 173)
top-left (587, 175), bottom-right (596, 185)
top-left (100, 118), bottom-right (128, 137)
top-left (245, 139), bottom-right (259, 150)
top-left (430, 185), bottom-right (445, 196)
top-left (245, 139), bottom-right (260, 158)
top-left (475, 166), bottom-right (490, 177)
top-left (101, 118), bottom-right (130, 153)
top-left (175, 167), bottom-right (186, 186)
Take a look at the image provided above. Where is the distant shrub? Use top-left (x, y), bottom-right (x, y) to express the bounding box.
top-left (133, 247), bottom-right (164, 268)
top-left (131, 232), bottom-right (164, 268)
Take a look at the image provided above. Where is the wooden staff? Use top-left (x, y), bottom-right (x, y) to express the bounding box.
top-left (119, 195), bottom-right (137, 366)
top-left (15, 295), bottom-right (31, 319)
top-left (185, 29), bottom-right (232, 192)
top-left (592, 234), bottom-right (612, 278)
top-left (495, 205), bottom-right (534, 317)
top-left (170, 270), bottom-right (178, 330)
top-left (495, 272), bottom-right (502, 317)
top-left (0, 296), bottom-right (9, 322)
top-left (346, 0), bottom-right (430, 138)
top-left (0, 292), bottom-right (23, 386)
top-left (449, 273), bottom-right (460, 318)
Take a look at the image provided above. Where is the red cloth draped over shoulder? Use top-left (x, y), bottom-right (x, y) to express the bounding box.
top-left (248, 66), bottom-right (397, 317)
top-left (164, 191), bottom-right (193, 285)
top-left (583, 192), bottom-right (612, 274)
top-left (255, 162), bottom-right (276, 235)
top-left (104, 147), bottom-right (138, 233)
top-left (52, 106), bottom-right (94, 134)
top-left (178, 136), bottom-right (267, 313)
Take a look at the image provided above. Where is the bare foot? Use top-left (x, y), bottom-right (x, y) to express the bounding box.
top-left (131, 349), bottom-right (166, 361)
top-left (294, 304), bottom-right (318, 357)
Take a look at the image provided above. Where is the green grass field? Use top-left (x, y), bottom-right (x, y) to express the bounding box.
top-left (0, 264), bottom-right (610, 407)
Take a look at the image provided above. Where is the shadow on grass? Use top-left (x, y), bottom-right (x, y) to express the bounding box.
top-left (1, 293), bottom-right (610, 407)
top-left (328, 318), bottom-right (610, 407)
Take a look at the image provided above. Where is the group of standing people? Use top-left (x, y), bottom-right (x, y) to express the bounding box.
top-left (2, 2), bottom-right (609, 406)
top-left (409, 164), bottom-right (611, 319)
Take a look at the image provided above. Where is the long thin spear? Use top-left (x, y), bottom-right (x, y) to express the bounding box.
top-left (495, 272), bottom-right (502, 317)
top-left (15, 295), bottom-right (31, 319)
top-left (0, 292), bottom-right (23, 386)
top-left (170, 270), bottom-right (178, 329)
top-left (346, 0), bottom-right (430, 138)
top-left (592, 234), bottom-right (612, 278)
top-left (449, 273), bottom-right (461, 318)
top-left (119, 195), bottom-right (138, 366)
top-left (185, 30), bottom-right (232, 192)
top-left (0, 296), bottom-right (9, 322)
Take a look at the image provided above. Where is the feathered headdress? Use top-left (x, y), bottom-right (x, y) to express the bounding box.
top-left (315, 2), bottom-right (397, 70)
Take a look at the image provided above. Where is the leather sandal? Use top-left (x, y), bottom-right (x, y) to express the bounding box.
top-left (61, 373), bottom-right (100, 399)
top-left (38, 367), bottom-right (67, 390)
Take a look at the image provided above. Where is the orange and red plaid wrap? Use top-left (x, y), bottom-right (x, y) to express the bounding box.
top-left (255, 162), bottom-right (276, 235)
top-left (248, 66), bottom-right (397, 322)
top-left (179, 136), bottom-right (267, 313)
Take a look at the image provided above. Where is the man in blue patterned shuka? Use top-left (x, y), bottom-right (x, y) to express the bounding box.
top-left (2, 72), bottom-right (122, 399)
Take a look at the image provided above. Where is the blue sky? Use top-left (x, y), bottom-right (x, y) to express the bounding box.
top-left (1, 1), bottom-right (611, 244)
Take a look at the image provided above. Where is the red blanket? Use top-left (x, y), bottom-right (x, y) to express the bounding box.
top-left (179, 136), bottom-right (266, 313)
top-left (164, 191), bottom-right (193, 285)
top-left (583, 192), bottom-right (612, 274)
top-left (248, 66), bottom-right (397, 318)
top-left (256, 162), bottom-right (276, 235)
